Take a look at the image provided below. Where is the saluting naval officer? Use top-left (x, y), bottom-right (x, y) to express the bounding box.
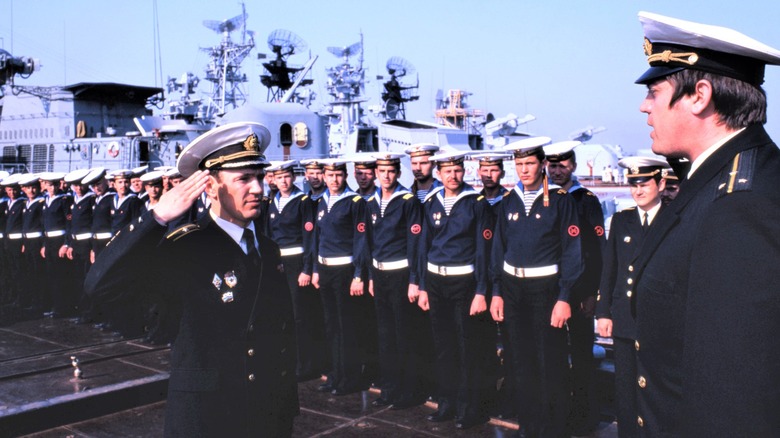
top-left (404, 143), bottom-right (443, 203)
top-left (85, 122), bottom-right (299, 437)
top-left (544, 140), bottom-right (607, 435)
top-left (310, 159), bottom-right (370, 396)
top-left (595, 156), bottom-right (666, 438)
top-left (262, 160), bottom-right (327, 381)
top-left (417, 151), bottom-right (495, 429)
top-left (489, 137), bottom-right (583, 438)
top-left (39, 172), bottom-right (75, 317)
top-left (364, 152), bottom-right (425, 409)
top-left (626, 12), bottom-right (780, 436)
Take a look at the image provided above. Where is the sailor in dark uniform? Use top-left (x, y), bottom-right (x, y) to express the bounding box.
top-left (659, 168), bottom-right (680, 205)
top-left (310, 158), bottom-right (370, 396)
top-left (489, 137), bottom-right (583, 438)
top-left (62, 169), bottom-right (95, 322)
top-left (470, 152), bottom-right (512, 418)
top-left (110, 169), bottom-right (143, 234)
top-left (40, 172), bottom-right (75, 317)
top-left (263, 160), bottom-right (326, 381)
top-left (300, 159), bottom-right (327, 202)
top-left (626, 13), bottom-right (780, 436)
top-left (85, 122), bottom-right (299, 437)
top-left (140, 170), bottom-right (165, 213)
top-left (595, 156), bottom-right (666, 438)
top-left (130, 165), bottom-right (149, 201)
top-left (19, 174), bottom-right (47, 315)
top-left (417, 151), bottom-right (494, 429)
top-left (83, 168), bottom-right (114, 263)
top-left (545, 140), bottom-right (607, 435)
top-left (0, 172), bottom-right (9, 314)
top-left (404, 143), bottom-right (443, 202)
top-left (364, 152), bottom-right (425, 409)
top-left (0, 174), bottom-right (24, 320)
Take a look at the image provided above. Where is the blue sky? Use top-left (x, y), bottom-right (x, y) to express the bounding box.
top-left (2, 0), bottom-right (779, 154)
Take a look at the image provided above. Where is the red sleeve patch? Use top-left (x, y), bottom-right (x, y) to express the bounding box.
top-left (357, 222), bottom-right (366, 233)
top-left (568, 225), bottom-right (580, 237)
top-left (410, 224), bottom-right (421, 234)
top-left (594, 226), bottom-right (604, 237)
top-left (482, 229), bottom-right (493, 240)
top-left (304, 221), bottom-right (314, 232)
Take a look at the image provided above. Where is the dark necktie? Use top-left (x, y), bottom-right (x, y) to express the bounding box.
top-left (243, 228), bottom-right (261, 266)
top-left (642, 212), bottom-right (649, 231)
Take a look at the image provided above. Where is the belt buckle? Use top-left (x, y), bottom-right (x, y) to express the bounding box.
top-left (378, 262), bottom-right (386, 270)
top-left (438, 266), bottom-right (446, 276)
top-left (515, 267), bottom-right (524, 277)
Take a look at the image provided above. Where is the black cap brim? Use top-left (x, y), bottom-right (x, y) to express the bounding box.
top-left (635, 65), bottom-right (686, 84)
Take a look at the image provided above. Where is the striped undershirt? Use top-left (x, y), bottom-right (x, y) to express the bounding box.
top-left (416, 189), bottom-right (429, 203)
top-left (443, 196), bottom-right (457, 215)
top-left (380, 198), bottom-right (391, 216)
top-left (522, 189), bottom-right (538, 215)
top-left (276, 196), bottom-right (291, 213)
top-left (326, 192), bottom-right (344, 212)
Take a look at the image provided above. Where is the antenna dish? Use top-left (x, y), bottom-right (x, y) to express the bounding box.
top-left (267, 29), bottom-right (307, 57)
top-left (327, 41), bottom-right (363, 60)
top-left (202, 13), bottom-right (246, 34)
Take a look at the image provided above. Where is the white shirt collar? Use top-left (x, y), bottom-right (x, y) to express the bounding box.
top-left (687, 128), bottom-right (745, 178)
top-left (209, 209), bottom-right (258, 255)
top-left (638, 201), bottom-right (663, 226)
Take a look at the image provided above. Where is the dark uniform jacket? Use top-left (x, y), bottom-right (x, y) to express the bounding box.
top-left (84, 212), bottom-right (299, 437)
top-left (110, 193), bottom-right (142, 234)
top-left (419, 185), bottom-right (493, 294)
top-left (490, 185), bottom-right (582, 301)
top-left (595, 206), bottom-right (648, 340)
top-left (627, 124), bottom-right (780, 437)
top-left (66, 193), bottom-right (95, 245)
top-left (366, 185), bottom-right (422, 285)
top-left (568, 184), bottom-right (606, 303)
top-left (313, 188), bottom-right (367, 278)
top-left (42, 193), bottom-right (73, 235)
top-left (263, 188), bottom-right (315, 275)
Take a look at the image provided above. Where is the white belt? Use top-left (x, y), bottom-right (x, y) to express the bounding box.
top-left (280, 246), bottom-right (304, 257)
top-left (74, 233), bottom-right (93, 241)
top-left (45, 230), bottom-right (66, 237)
top-left (427, 262), bottom-right (474, 276)
top-left (0, 233), bottom-right (4, 238)
top-left (8, 233), bottom-right (23, 240)
top-left (503, 262), bottom-right (559, 278)
top-left (318, 255), bottom-right (353, 266)
top-left (25, 232), bottom-right (43, 238)
top-left (94, 232), bottom-right (113, 240)
top-left (373, 258), bottom-right (408, 271)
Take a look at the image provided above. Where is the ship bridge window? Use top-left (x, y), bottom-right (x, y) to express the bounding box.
top-left (279, 123), bottom-right (293, 148)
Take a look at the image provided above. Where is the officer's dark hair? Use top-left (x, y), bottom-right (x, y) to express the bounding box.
top-left (667, 69), bottom-right (767, 129)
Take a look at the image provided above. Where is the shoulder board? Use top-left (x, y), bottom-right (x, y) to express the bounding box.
top-left (716, 149), bottom-right (756, 198)
top-left (165, 223), bottom-right (201, 241)
top-left (403, 193), bottom-right (414, 200)
top-left (352, 195), bottom-right (362, 202)
top-left (503, 190), bottom-right (512, 197)
top-left (302, 195), bottom-right (309, 201)
top-left (477, 195), bottom-right (485, 201)
top-left (557, 189), bottom-right (567, 195)
top-left (586, 191), bottom-right (595, 197)
top-left (367, 195), bottom-right (376, 202)
top-left (625, 206), bottom-right (637, 211)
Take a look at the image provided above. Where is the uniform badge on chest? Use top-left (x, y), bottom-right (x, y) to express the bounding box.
top-left (211, 271), bottom-right (238, 303)
top-left (433, 212), bottom-right (441, 226)
top-left (371, 213), bottom-right (377, 224)
top-left (270, 213), bottom-right (276, 219)
top-left (318, 210), bottom-right (325, 220)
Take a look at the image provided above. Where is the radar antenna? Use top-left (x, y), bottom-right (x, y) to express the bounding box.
top-left (380, 56), bottom-right (419, 120)
top-left (260, 29), bottom-right (313, 102)
top-left (199, 2), bottom-right (255, 120)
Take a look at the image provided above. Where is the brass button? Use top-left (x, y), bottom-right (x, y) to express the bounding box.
top-left (248, 373), bottom-right (256, 382)
top-left (635, 340), bottom-right (640, 351)
top-left (637, 416), bottom-right (644, 427)
top-left (280, 347), bottom-right (287, 354)
top-left (247, 349), bottom-right (255, 357)
top-left (281, 370), bottom-right (287, 377)
top-left (626, 291), bottom-right (632, 298)
top-left (638, 376), bottom-right (647, 388)
top-left (248, 324), bottom-right (254, 332)
top-left (596, 294), bottom-right (601, 301)
top-left (628, 265), bottom-right (634, 272)
top-left (627, 278), bottom-right (633, 285)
